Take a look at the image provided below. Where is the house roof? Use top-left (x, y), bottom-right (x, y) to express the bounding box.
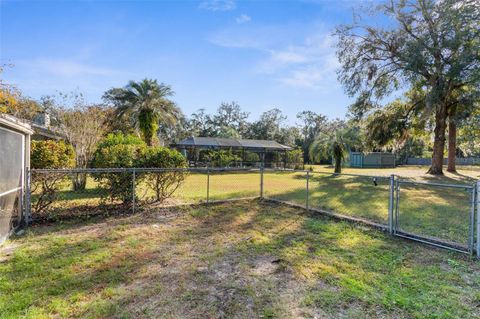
top-left (31, 123), bottom-right (64, 140)
top-left (174, 137), bottom-right (292, 151)
top-left (0, 114), bottom-right (34, 135)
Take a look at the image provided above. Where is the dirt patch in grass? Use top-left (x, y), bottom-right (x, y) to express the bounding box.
top-left (1, 199), bottom-right (479, 319)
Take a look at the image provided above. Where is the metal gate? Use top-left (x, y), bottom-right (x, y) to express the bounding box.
top-left (393, 180), bottom-right (476, 254)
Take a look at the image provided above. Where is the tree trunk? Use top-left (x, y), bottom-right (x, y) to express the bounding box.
top-left (427, 103), bottom-right (447, 175)
top-left (145, 135), bottom-right (153, 147)
top-left (447, 119), bottom-right (457, 173)
top-left (73, 173), bottom-right (87, 191)
top-left (334, 156), bottom-right (342, 174)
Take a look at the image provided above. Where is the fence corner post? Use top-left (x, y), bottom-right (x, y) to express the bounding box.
top-left (207, 167), bottom-right (210, 204)
top-left (388, 174), bottom-right (395, 235)
top-left (132, 168), bottom-right (136, 214)
top-left (25, 168), bottom-right (32, 226)
top-left (260, 167), bottom-right (264, 199)
top-left (476, 180), bottom-right (480, 259)
top-left (306, 170), bottom-right (310, 211)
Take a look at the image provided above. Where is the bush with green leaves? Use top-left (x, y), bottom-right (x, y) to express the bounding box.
top-left (205, 150), bottom-right (241, 167)
top-left (138, 147), bottom-right (188, 202)
top-left (31, 140), bottom-right (75, 169)
top-left (91, 133), bottom-right (146, 203)
top-left (286, 149), bottom-right (304, 169)
top-left (31, 140), bottom-right (75, 215)
top-left (244, 151), bottom-right (260, 163)
top-left (272, 149), bottom-right (304, 169)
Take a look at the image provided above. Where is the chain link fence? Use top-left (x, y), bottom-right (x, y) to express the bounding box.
top-left (27, 168), bottom-right (263, 223)
top-left (26, 168), bottom-right (480, 257)
top-left (308, 172), bottom-right (392, 226)
top-left (394, 180), bottom-right (476, 253)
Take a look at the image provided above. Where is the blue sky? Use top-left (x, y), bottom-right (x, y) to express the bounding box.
top-left (1, 0), bottom-right (368, 123)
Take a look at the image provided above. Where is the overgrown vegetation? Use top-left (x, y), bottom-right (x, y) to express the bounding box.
top-left (204, 149), bottom-right (241, 167)
top-left (88, 133), bottom-right (189, 204)
top-left (30, 140), bottom-right (75, 214)
top-left (55, 92), bottom-right (111, 190)
top-left (285, 149), bottom-right (304, 169)
top-left (90, 133), bottom-right (146, 203)
top-left (138, 147), bottom-right (188, 202)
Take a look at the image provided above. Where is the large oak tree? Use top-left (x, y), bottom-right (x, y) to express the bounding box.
top-left (336, 0), bottom-right (480, 174)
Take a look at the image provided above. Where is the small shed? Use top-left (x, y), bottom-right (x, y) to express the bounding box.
top-left (172, 137), bottom-right (293, 168)
top-left (349, 152), bottom-right (395, 168)
top-left (0, 114), bottom-right (33, 244)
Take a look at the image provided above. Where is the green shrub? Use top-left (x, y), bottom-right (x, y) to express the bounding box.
top-left (91, 133), bottom-right (146, 168)
top-left (30, 140), bottom-right (75, 215)
top-left (31, 140), bottom-right (75, 169)
top-left (91, 133), bottom-right (146, 203)
top-left (205, 150), bottom-right (241, 167)
top-left (287, 149), bottom-right (304, 169)
top-left (245, 152), bottom-right (260, 163)
top-left (138, 147), bottom-right (188, 202)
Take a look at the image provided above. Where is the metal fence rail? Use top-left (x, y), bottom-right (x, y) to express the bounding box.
top-left (26, 167), bottom-right (480, 258)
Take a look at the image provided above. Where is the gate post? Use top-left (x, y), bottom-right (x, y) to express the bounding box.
top-left (469, 183), bottom-right (475, 255)
top-left (394, 180), bottom-right (401, 234)
top-left (306, 170), bottom-right (310, 211)
top-left (260, 167), bottom-right (264, 199)
top-left (207, 168), bottom-right (210, 204)
top-left (25, 168), bottom-right (32, 225)
top-left (132, 168), bottom-right (136, 214)
top-left (388, 174), bottom-right (395, 235)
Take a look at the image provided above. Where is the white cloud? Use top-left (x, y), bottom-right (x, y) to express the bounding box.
top-left (20, 58), bottom-right (117, 77)
top-left (199, 0), bottom-right (236, 11)
top-left (235, 14), bottom-right (251, 24)
top-left (262, 34), bottom-right (339, 90)
top-left (6, 57), bottom-right (130, 102)
top-left (209, 25), bottom-right (295, 50)
top-left (279, 56), bottom-right (339, 89)
top-left (269, 51), bottom-right (308, 64)
top-left (209, 23), bottom-right (339, 89)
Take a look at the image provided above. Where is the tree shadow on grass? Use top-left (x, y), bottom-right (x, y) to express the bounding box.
top-left (89, 199), bottom-right (479, 318)
top-left (5, 199), bottom-right (478, 318)
top-left (4, 202), bottom-right (265, 318)
top-left (269, 176), bottom-right (472, 245)
top-left (413, 172), bottom-right (476, 184)
top-left (31, 202), bottom-right (134, 225)
top-left (1, 227), bottom-right (164, 317)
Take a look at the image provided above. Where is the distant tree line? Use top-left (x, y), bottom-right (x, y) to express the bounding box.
top-left (2, 72), bottom-right (479, 175)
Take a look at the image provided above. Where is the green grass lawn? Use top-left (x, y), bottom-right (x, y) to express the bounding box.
top-left (306, 164), bottom-right (480, 183)
top-left (1, 200), bottom-right (479, 319)
top-left (31, 166), bottom-right (477, 247)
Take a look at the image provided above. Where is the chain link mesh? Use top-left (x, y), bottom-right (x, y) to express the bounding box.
top-left (396, 181), bottom-right (474, 250)
top-left (308, 172), bottom-right (391, 225)
top-left (27, 168), bottom-right (479, 255)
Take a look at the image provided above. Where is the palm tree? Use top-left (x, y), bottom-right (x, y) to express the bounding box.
top-left (103, 79), bottom-right (180, 146)
top-left (309, 128), bottom-right (355, 174)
